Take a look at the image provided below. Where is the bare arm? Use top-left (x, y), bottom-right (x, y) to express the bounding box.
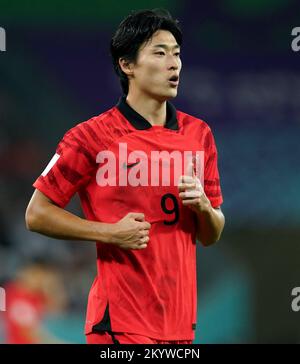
top-left (25, 189), bottom-right (151, 250)
top-left (178, 162), bottom-right (225, 247)
top-left (195, 206), bottom-right (225, 247)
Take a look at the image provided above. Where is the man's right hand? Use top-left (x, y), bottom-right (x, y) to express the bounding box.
top-left (107, 212), bottom-right (151, 250)
top-left (26, 190), bottom-right (150, 250)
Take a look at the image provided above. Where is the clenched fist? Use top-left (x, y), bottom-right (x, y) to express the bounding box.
top-left (108, 212), bottom-right (151, 250)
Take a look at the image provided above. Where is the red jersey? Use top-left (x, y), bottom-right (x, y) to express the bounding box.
top-left (33, 96), bottom-right (223, 341)
top-left (4, 283), bottom-right (46, 344)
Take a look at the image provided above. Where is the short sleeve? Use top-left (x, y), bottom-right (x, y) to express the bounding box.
top-left (204, 128), bottom-right (223, 208)
top-left (33, 124), bottom-right (97, 208)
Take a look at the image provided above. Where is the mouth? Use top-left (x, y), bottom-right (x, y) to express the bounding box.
top-left (168, 75), bottom-right (179, 87)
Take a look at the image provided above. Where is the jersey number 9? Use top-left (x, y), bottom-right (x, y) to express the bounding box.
top-left (161, 193), bottom-right (179, 225)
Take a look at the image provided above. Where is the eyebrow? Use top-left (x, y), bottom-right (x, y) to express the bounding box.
top-left (152, 44), bottom-right (180, 50)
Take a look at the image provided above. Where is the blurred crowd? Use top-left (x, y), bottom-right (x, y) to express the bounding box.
top-left (0, 84), bottom-right (96, 342)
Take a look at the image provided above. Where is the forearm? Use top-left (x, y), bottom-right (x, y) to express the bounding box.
top-left (196, 206), bottom-right (225, 246)
top-left (25, 190), bottom-right (151, 250)
top-left (25, 198), bottom-right (112, 243)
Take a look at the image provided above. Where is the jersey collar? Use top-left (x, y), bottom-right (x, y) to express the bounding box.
top-left (116, 95), bottom-right (179, 130)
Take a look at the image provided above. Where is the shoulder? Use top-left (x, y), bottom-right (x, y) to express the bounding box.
top-left (60, 105), bottom-right (128, 151)
top-left (64, 106), bottom-right (115, 138)
top-left (176, 108), bottom-right (219, 151)
top-left (176, 108), bottom-right (213, 134)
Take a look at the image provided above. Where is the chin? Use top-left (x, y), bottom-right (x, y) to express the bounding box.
top-left (166, 90), bottom-right (178, 100)
top-left (159, 90), bottom-right (178, 101)
top-left (149, 88), bottom-right (178, 102)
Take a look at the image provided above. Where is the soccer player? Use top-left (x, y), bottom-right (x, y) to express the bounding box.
top-left (25, 9), bottom-right (225, 344)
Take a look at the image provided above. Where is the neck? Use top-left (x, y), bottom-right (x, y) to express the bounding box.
top-left (126, 90), bottom-right (167, 126)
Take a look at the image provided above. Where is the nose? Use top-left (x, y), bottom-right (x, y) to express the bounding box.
top-left (167, 55), bottom-right (180, 71)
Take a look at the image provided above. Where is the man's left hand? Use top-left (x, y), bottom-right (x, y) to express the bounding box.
top-left (178, 162), bottom-right (212, 214)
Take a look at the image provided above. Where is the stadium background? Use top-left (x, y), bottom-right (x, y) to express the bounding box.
top-left (0, 0), bottom-right (300, 343)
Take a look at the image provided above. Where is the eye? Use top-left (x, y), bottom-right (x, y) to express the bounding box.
top-left (155, 52), bottom-right (165, 56)
top-left (174, 52), bottom-right (181, 57)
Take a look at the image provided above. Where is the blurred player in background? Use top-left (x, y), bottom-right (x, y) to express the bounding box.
top-left (25, 9), bottom-right (225, 344)
top-left (4, 261), bottom-right (66, 343)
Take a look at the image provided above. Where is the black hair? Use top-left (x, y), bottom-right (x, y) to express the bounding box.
top-left (110, 8), bottom-right (182, 95)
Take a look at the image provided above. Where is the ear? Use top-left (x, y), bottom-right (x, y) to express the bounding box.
top-left (119, 58), bottom-right (134, 77)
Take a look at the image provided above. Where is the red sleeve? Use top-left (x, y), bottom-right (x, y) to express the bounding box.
top-left (204, 127), bottom-right (223, 208)
top-left (33, 123), bottom-right (97, 208)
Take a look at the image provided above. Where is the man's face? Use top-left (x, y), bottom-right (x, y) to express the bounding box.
top-left (129, 30), bottom-right (182, 101)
